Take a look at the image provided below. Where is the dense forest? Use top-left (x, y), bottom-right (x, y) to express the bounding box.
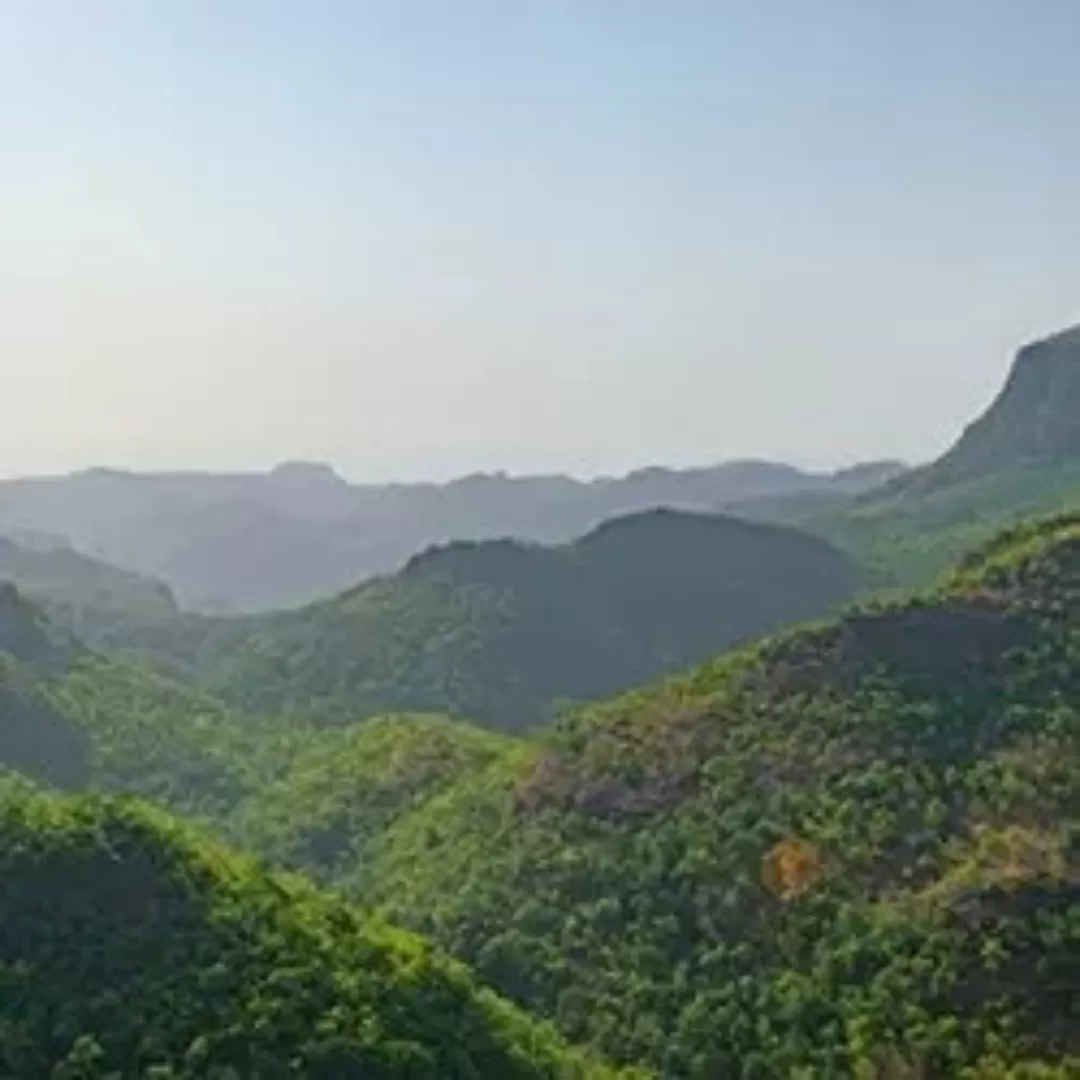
top-left (0, 784), bottom-right (630, 1078)
top-left (230, 513), bottom-right (1080, 1077)
top-left (2, 514), bottom-right (1077, 1076)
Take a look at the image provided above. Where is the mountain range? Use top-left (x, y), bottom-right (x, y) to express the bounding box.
top-left (4, 323), bottom-right (1080, 621)
top-left (1, 323), bottom-right (1080, 1077)
top-left (0, 458), bottom-right (902, 613)
top-left (3, 324), bottom-right (1076, 737)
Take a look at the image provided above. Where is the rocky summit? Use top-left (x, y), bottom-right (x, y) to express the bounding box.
top-left (906, 324), bottom-right (1080, 492)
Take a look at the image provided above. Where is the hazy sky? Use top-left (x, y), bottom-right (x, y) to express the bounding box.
top-left (2, 1), bottom-right (1078, 481)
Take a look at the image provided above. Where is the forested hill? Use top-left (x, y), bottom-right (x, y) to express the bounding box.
top-left (0, 584), bottom-right (516, 858)
top-left (0, 784), bottom-right (630, 1079)
top-left (800, 326), bottom-right (1080, 585)
top-left (2, 507), bottom-right (1078, 1075)
top-left (264, 512), bottom-right (1079, 1077)
top-left (134, 509), bottom-right (860, 730)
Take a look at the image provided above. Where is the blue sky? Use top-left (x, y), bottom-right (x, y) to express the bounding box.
top-left (1, 1), bottom-right (1078, 479)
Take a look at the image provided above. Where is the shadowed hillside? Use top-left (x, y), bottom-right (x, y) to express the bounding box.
top-left (130, 509), bottom-right (860, 730)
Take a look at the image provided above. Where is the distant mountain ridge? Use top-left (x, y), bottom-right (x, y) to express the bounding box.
top-left (0, 458), bottom-right (902, 613)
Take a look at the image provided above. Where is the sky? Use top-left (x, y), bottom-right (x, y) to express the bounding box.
top-left (1, 1), bottom-right (1079, 481)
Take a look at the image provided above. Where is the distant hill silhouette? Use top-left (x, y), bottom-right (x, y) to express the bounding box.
top-left (0, 458), bottom-right (899, 613)
top-left (127, 509), bottom-right (860, 729)
top-left (725, 460), bottom-right (905, 524)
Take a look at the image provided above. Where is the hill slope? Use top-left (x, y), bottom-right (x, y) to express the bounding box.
top-left (0, 786), bottom-right (627, 1079)
top-left (0, 582), bottom-right (297, 820)
top-left (282, 514), bottom-right (1080, 1077)
top-left (139, 510), bottom-right (860, 729)
top-left (227, 713), bottom-right (523, 889)
top-left (4, 513), bottom-right (1078, 1075)
top-left (803, 326), bottom-right (1080, 585)
top-left (0, 533), bottom-right (177, 638)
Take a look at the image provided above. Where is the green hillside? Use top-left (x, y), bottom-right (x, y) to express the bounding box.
top-left (5, 509), bottom-right (1079, 1076)
top-left (228, 713), bottom-right (524, 891)
top-left (806, 462), bottom-right (1080, 589)
top-left (0, 786), bottom-right (628, 1079)
top-left (0, 582), bottom-right (528, 870)
top-left (265, 513), bottom-right (1080, 1078)
top-left (130, 509), bottom-right (859, 730)
top-left (0, 582), bottom-right (299, 822)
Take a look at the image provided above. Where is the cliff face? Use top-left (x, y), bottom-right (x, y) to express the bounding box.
top-left (907, 325), bottom-right (1080, 492)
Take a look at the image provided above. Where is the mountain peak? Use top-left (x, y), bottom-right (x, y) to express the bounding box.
top-left (900, 324), bottom-right (1080, 493)
top-left (269, 461), bottom-right (346, 487)
top-left (1024, 321), bottom-right (1080, 353)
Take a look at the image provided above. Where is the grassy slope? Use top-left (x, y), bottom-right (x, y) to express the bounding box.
top-left (0, 787), bottom-right (631, 1079)
top-left (253, 514), bottom-right (1080, 1077)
